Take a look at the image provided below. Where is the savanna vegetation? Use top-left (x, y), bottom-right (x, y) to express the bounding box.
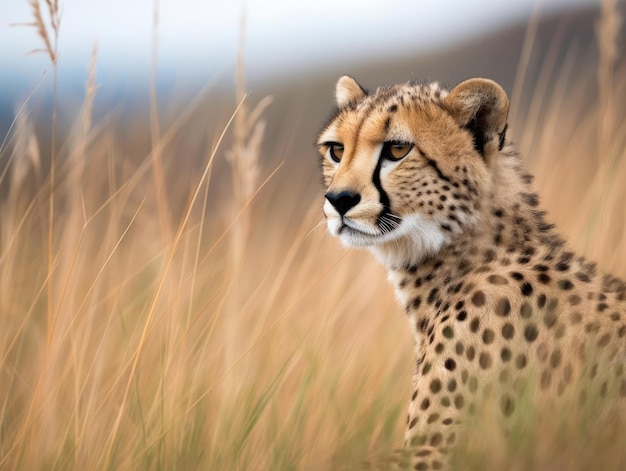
top-left (0, 1), bottom-right (624, 469)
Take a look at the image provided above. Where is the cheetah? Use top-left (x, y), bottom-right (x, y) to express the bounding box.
top-left (316, 76), bottom-right (626, 469)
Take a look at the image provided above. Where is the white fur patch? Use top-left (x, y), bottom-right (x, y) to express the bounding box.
top-left (369, 214), bottom-right (449, 268)
top-left (324, 199), bottom-right (450, 269)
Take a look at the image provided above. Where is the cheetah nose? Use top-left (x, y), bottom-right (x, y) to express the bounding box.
top-left (325, 190), bottom-right (361, 216)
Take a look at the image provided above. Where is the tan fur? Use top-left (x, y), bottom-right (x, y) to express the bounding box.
top-left (317, 76), bottom-right (626, 469)
top-left (336, 75), bottom-right (367, 107)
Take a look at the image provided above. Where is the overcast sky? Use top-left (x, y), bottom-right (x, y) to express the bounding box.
top-left (0, 0), bottom-right (599, 90)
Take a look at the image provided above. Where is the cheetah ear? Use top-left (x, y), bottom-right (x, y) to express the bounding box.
top-left (445, 78), bottom-right (509, 157)
top-left (336, 75), bottom-right (367, 108)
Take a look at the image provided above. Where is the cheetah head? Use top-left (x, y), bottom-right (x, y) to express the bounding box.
top-left (317, 76), bottom-right (509, 267)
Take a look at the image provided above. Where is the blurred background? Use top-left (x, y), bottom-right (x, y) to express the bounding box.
top-left (0, 1), bottom-right (625, 470)
top-left (1, 0), bottom-right (623, 175)
top-left (1, 0), bottom-right (624, 209)
top-left (1, 0), bottom-right (624, 206)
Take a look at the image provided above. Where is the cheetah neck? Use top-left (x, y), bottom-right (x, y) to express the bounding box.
top-left (378, 144), bottom-right (568, 282)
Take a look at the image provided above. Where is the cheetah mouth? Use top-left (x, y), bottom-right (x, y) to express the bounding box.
top-left (333, 217), bottom-right (402, 247)
top-left (329, 212), bottom-right (451, 259)
top-left (340, 218), bottom-right (386, 238)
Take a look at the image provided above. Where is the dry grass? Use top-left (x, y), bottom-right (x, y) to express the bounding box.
top-left (0, 3), bottom-right (625, 471)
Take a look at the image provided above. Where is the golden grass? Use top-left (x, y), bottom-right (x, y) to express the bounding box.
top-left (0, 3), bottom-right (625, 471)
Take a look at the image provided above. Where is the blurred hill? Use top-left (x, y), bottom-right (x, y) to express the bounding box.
top-left (256, 4), bottom-right (623, 173)
top-left (1, 3), bottom-right (624, 198)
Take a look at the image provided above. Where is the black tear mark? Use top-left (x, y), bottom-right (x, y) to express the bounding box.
top-left (372, 153), bottom-right (401, 230)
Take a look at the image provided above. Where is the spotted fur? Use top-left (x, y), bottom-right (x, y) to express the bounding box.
top-left (317, 76), bottom-right (626, 469)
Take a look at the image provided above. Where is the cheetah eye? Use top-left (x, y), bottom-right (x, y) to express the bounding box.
top-left (328, 143), bottom-right (344, 163)
top-left (383, 141), bottom-right (413, 161)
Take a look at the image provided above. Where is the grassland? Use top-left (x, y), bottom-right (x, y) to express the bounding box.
top-left (0, 1), bottom-right (625, 470)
